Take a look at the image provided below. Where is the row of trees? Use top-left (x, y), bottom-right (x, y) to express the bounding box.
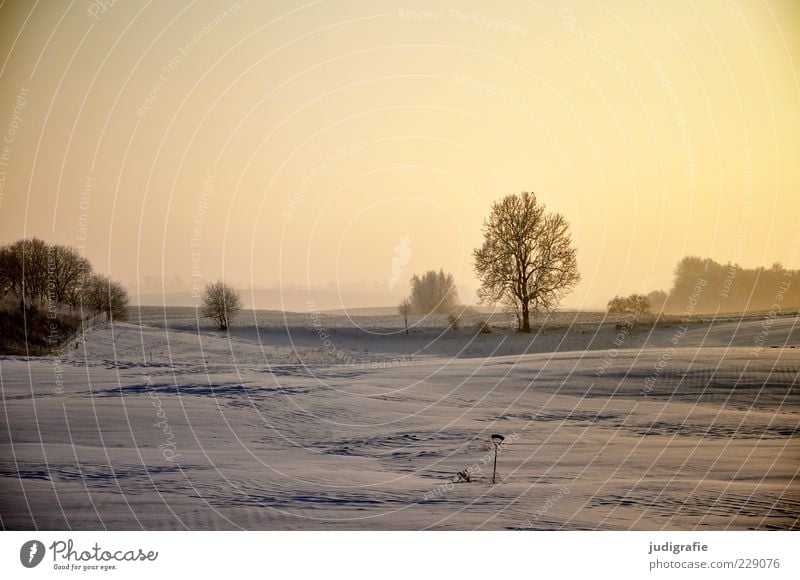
top-left (664, 257), bottom-right (800, 314)
top-left (0, 238), bottom-right (246, 331)
top-left (0, 238), bottom-right (129, 320)
top-left (608, 257), bottom-right (800, 316)
top-left (2, 192), bottom-right (583, 336)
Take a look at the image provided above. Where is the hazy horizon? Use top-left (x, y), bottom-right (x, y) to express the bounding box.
top-left (1, 0), bottom-right (799, 310)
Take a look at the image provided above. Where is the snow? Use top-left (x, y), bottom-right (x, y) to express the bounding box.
top-left (1, 311), bottom-right (798, 530)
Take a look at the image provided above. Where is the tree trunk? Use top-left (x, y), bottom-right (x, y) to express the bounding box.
top-left (521, 299), bottom-right (530, 333)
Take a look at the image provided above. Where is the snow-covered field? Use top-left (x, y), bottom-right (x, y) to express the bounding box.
top-left (1, 310), bottom-right (798, 530)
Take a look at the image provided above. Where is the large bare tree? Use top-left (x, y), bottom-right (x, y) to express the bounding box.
top-left (473, 192), bottom-right (580, 332)
top-left (201, 281), bottom-right (242, 330)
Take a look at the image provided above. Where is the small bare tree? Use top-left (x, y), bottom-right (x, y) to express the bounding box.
top-left (398, 298), bottom-right (411, 335)
top-left (202, 281), bottom-right (242, 330)
top-left (473, 192), bottom-right (580, 333)
top-left (83, 274), bottom-right (130, 321)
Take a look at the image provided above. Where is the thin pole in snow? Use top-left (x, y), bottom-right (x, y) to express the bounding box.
top-left (491, 434), bottom-right (504, 484)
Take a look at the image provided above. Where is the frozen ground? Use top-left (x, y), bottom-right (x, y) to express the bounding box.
top-left (1, 310), bottom-right (798, 530)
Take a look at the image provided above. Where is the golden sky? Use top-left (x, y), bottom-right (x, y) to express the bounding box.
top-left (0, 0), bottom-right (798, 309)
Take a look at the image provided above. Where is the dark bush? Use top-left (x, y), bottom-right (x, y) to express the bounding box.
top-left (0, 307), bottom-right (81, 355)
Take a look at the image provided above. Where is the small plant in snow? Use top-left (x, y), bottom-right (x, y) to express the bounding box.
top-left (452, 469), bottom-right (471, 483)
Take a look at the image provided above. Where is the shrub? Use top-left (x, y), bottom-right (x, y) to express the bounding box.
top-left (447, 313), bottom-right (461, 330)
top-left (409, 269), bottom-right (459, 314)
top-left (475, 319), bottom-right (492, 333)
top-left (202, 281), bottom-right (242, 330)
top-left (0, 307), bottom-right (81, 355)
top-left (607, 294), bottom-right (651, 315)
top-left (452, 469), bottom-right (471, 483)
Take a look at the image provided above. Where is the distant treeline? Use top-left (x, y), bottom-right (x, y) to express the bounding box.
top-left (657, 256), bottom-right (799, 315)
